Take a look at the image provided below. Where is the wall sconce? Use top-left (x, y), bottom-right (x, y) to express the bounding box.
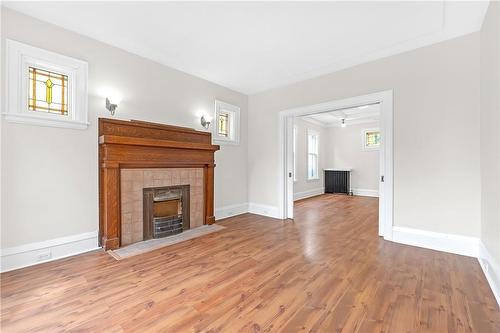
top-left (341, 119), bottom-right (347, 128)
top-left (105, 97), bottom-right (118, 116)
top-left (200, 115), bottom-right (212, 129)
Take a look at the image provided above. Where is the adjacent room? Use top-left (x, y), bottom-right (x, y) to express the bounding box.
top-left (293, 104), bottom-right (381, 198)
top-left (291, 103), bottom-right (382, 231)
top-left (1, 1), bottom-right (499, 332)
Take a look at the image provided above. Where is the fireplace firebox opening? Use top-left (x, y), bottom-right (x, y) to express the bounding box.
top-left (143, 185), bottom-right (190, 240)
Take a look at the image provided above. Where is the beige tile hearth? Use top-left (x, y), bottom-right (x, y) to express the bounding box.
top-left (120, 168), bottom-right (204, 246)
top-left (108, 224), bottom-right (225, 260)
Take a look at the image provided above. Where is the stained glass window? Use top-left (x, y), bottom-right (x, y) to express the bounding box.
top-left (365, 131), bottom-right (381, 147)
top-left (214, 100), bottom-right (240, 144)
top-left (28, 67), bottom-right (68, 115)
top-left (218, 112), bottom-right (229, 137)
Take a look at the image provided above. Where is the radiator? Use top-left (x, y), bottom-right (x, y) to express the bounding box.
top-left (324, 170), bottom-right (352, 195)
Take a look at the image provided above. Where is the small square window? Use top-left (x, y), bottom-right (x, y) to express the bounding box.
top-left (363, 128), bottom-right (381, 150)
top-left (213, 100), bottom-right (240, 145)
top-left (5, 39), bottom-right (88, 129)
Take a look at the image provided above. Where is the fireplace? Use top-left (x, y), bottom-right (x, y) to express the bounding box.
top-left (143, 185), bottom-right (190, 240)
top-left (98, 118), bottom-right (219, 250)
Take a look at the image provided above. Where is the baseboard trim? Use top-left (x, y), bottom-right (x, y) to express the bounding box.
top-left (391, 226), bottom-right (499, 307)
top-left (1, 231), bottom-right (100, 273)
top-left (352, 188), bottom-right (379, 197)
top-left (248, 202), bottom-right (282, 219)
top-left (392, 226), bottom-right (479, 258)
top-left (294, 188), bottom-right (324, 201)
top-left (478, 242), bottom-right (500, 306)
top-left (215, 203), bottom-right (249, 220)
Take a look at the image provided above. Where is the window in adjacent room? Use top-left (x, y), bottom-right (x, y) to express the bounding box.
top-left (293, 126), bottom-right (297, 181)
top-left (307, 130), bottom-right (319, 180)
top-left (214, 100), bottom-right (240, 145)
top-left (363, 128), bottom-right (381, 150)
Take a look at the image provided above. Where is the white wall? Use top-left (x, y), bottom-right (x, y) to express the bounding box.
top-left (248, 32), bottom-right (481, 237)
top-left (292, 118), bottom-right (326, 200)
top-left (479, 1), bottom-right (500, 296)
top-left (0, 9), bottom-right (248, 250)
top-left (325, 122), bottom-right (380, 193)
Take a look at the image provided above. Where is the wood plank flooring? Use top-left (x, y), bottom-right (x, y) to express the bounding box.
top-left (1, 194), bottom-right (499, 332)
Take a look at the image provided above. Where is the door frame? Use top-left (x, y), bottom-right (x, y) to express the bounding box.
top-left (278, 90), bottom-right (394, 240)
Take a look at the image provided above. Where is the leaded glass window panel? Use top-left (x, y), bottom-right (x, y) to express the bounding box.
top-left (365, 131), bottom-right (381, 147)
top-left (213, 100), bottom-right (240, 145)
top-left (218, 112), bottom-right (229, 137)
top-left (28, 67), bottom-right (68, 115)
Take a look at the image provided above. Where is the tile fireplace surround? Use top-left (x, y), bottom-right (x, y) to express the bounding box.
top-left (121, 168), bottom-right (204, 246)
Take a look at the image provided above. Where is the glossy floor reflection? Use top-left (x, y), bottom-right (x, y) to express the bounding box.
top-left (1, 194), bottom-right (499, 332)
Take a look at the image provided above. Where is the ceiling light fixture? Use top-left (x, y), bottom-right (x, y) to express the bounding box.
top-left (341, 119), bottom-right (347, 128)
top-left (358, 105), bottom-right (370, 110)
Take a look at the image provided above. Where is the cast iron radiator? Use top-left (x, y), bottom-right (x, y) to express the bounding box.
top-left (324, 170), bottom-right (352, 195)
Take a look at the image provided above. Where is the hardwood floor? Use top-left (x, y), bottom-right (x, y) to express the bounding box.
top-left (1, 194), bottom-right (499, 332)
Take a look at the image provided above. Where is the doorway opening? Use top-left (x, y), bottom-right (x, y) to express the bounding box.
top-left (278, 90), bottom-right (393, 240)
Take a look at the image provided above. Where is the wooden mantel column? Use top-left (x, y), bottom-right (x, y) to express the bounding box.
top-left (98, 118), bottom-right (219, 250)
top-left (101, 163), bottom-right (121, 249)
top-left (205, 165), bottom-right (215, 225)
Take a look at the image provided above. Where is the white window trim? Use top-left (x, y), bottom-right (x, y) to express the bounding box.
top-left (307, 129), bottom-right (319, 181)
top-left (213, 100), bottom-right (240, 145)
top-left (362, 127), bottom-right (381, 151)
top-left (5, 39), bottom-right (89, 130)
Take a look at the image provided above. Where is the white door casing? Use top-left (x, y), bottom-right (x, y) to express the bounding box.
top-left (278, 90), bottom-right (394, 240)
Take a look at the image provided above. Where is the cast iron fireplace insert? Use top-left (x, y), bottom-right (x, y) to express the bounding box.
top-left (143, 185), bottom-right (190, 240)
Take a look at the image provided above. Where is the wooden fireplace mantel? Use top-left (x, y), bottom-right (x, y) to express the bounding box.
top-left (98, 118), bottom-right (220, 250)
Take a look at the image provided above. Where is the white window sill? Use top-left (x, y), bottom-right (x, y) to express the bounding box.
top-left (362, 146), bottom-right (380, 151)
top-left (307, 177), bottom-right (320, 182)
top-left (3, 113), bottom-right (89, 130)
top-left (213, 138), bottom-right (240, 146)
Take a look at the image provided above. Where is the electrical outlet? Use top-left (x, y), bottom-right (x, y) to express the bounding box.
top-left (37, 250), bottom-right (52, 262)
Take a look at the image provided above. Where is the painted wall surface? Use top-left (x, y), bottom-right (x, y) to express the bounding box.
top-left (249, 33), bottom-right (481, 237)
top-left (1, 9), bottom-right (248, 248)
top-left (480, 1), bottom-right (500, 281)
top-left (292, 118), bottom-right (326, 198)
top-left (325, 122), bottom-right (380, 192)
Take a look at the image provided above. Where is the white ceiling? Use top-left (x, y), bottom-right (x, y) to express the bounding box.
top-left (4, 1), bottom-right (489, 94)
top-left (301, 103), bottom-right (380, 128)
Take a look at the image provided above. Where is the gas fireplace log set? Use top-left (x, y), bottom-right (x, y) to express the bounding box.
top-left (98, 118), bottom-right (220, 250)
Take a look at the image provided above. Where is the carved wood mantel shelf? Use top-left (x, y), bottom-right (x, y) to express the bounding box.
top-left (98, 118), bottom-right (220, 250)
